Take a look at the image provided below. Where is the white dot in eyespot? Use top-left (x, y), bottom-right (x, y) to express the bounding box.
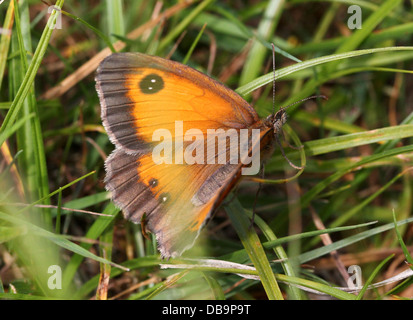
top-left (151, 79), bottom-right (156, 83)
top-left (160, 192), bottom-right (170, 203)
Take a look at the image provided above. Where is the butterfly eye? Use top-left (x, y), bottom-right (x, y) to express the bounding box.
top-left (139, 74), bottom-right (164, 94)
top-left (274, 109), bottom-right (283, 120)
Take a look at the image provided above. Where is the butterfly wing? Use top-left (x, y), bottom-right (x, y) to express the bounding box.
top-left (105, 149), bottom-right (242, 257)
top-left (96, 52), bottom-right (261, 257)
top-left (96, 52), bottom-right (259, 154)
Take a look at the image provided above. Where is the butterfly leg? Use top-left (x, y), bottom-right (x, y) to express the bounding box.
top-left (279, 129), bottom-right (303, 150)
top-left (275, 134), bottom-right (303, 170)
top-left (140, 213), bottom-right (151, 240)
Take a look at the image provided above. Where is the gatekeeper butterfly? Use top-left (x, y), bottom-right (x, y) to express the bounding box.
top-left (96, 52), bottom-right (300, 258)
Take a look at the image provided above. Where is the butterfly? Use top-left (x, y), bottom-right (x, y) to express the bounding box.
top-left (95, 52), bottom-right (296, 258)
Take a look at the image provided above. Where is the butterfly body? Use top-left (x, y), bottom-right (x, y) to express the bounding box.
top-left (96, 52), bottom-right (286, 257)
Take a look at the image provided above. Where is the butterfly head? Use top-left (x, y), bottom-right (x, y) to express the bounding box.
top-left (273, 108), bottom-right (288, 133)
top-left (265, 108), bottom-right (287, 135)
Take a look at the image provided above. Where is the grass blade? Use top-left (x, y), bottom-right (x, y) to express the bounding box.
top-left (295, 217), bottom-right (413, 265)
top-left (0, 0), bottom-right (14, 91)
top-left (12, 0), bottom-right (51, 221)
top-left (0, 0), bottom-right (64, 139)
top-left (236, 47), bottom-right (413, 97)
top-left (239, 0), bottom-right (284, 86)
top-left (225, 200), bottom-right (283, 300)
top-left (356, 255), bottom-right (394, 300)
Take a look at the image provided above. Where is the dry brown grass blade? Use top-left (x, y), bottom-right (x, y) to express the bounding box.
top-left (0, 142), bottom-right (25, 199)
top-left (309, 205), bottom-right (350, 285)
top-left (309, 246), bottom-right (413, 269)
top-left (96, 251), bottom-right (111, 300)
top-left (389, 66), bottom-right (403, 127)
top-left (6, 202), bottom-right (111, 217)
top-left (40, 0), bottom-right (195, 100)
top-left (218, 42), bottom-right (251, 83)
top-left (109, 276), bottom-right (160, 300)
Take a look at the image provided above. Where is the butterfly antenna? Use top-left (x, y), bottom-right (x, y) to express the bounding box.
top-left (275, 134), bottom-right (304, 170)
top-left (280, 95), bottom-right (328, 112)
top-left (271, 43), bottom-right (276, 116)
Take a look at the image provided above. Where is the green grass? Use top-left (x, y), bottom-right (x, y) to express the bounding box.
top-left (0, 0), bottom-right (413, 300)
